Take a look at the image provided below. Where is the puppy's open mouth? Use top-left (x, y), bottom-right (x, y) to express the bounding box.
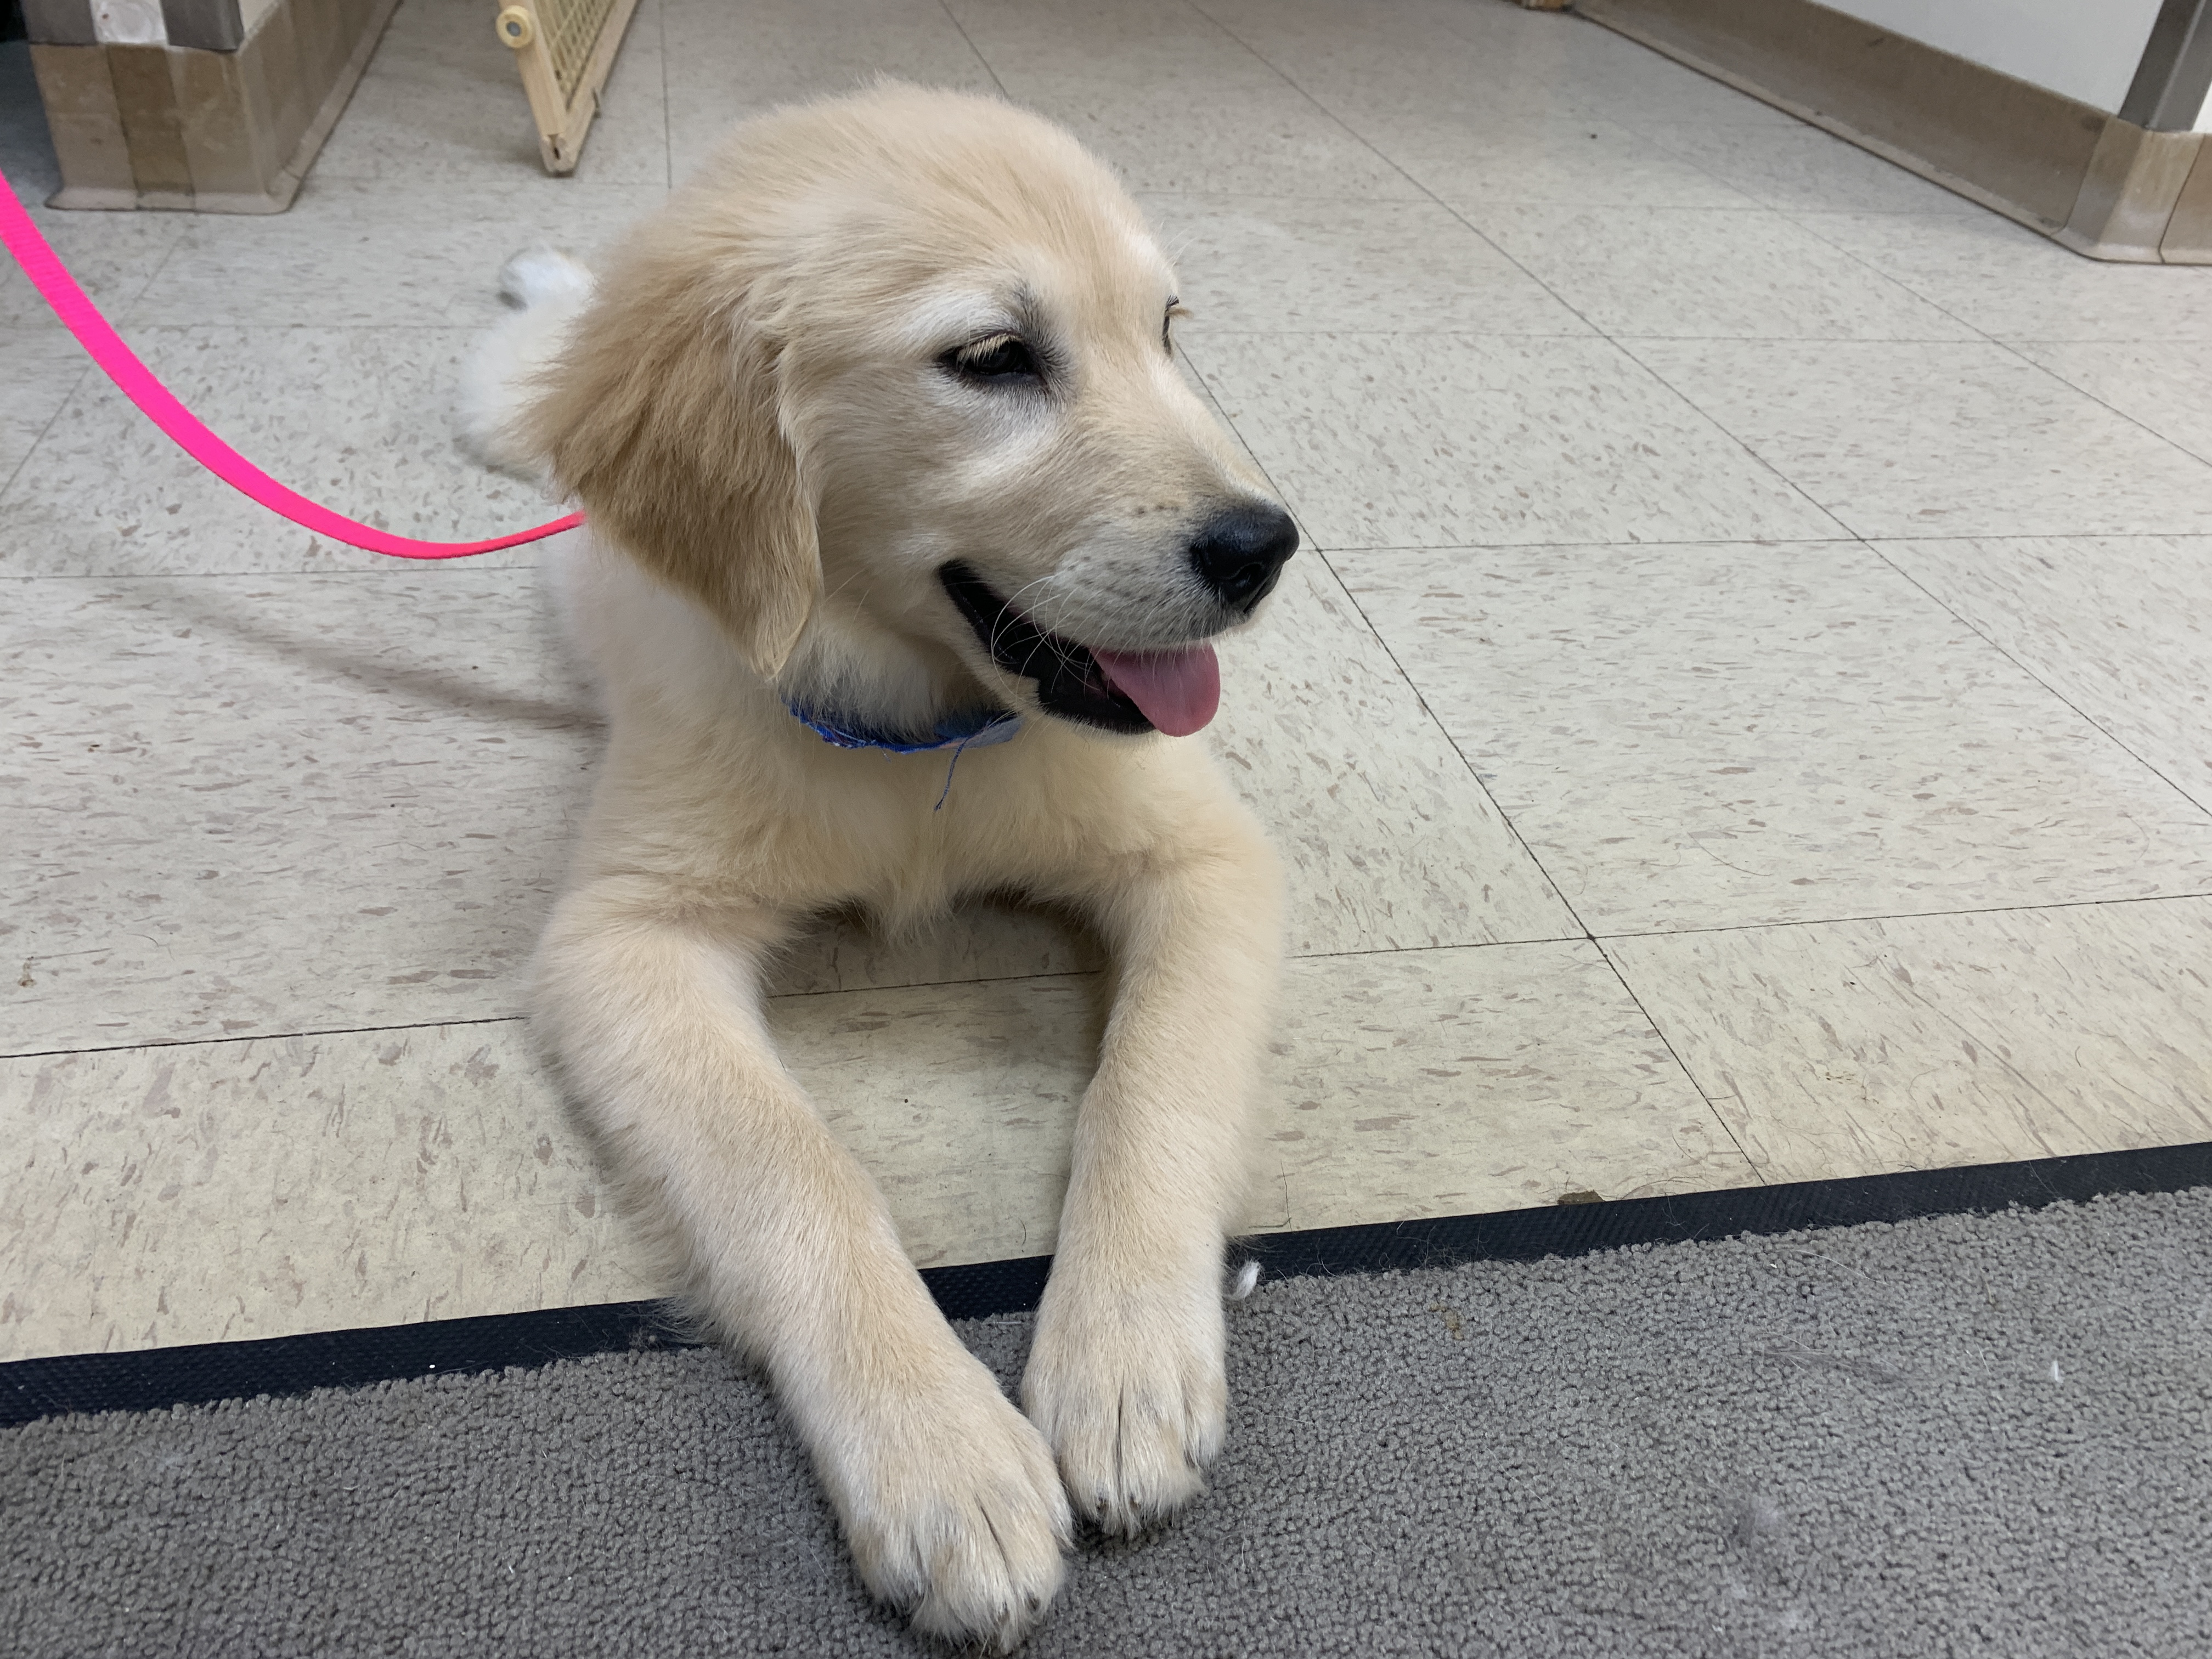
top-left (938, 562), bottom-right (1221, 737)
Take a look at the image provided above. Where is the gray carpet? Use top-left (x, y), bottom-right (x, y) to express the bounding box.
top-left (7, 1188), bottom-right (2211, 1658)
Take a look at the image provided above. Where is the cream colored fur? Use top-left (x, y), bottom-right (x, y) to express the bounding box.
top-left (464, 84), bottom-right (1289, 1652)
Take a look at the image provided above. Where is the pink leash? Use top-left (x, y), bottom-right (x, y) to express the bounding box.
top-left (0, 168), bottom-right (582, 560)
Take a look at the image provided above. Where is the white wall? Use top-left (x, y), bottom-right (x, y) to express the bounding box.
top-left (1818, 0), bottom-right (2164, 115)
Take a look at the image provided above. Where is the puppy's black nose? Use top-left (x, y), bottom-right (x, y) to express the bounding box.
top-left (1189, 503), bottom-right (1299, 610)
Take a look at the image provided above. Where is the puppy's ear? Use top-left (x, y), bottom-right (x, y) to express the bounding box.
top-left (526, 257), bottom-right (819, 678)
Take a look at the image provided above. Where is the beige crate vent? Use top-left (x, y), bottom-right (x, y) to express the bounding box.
top-left (496, 0), bottom-right (642, 174)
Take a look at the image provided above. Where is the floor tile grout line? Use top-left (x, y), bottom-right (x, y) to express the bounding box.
top-left (4, 1012), bottom-right (530, 1064)
top-left (1622, 122), bottom-right (1922, 219)
top-left (0, 359), bottom-right (91, 501)
top-left (4, 939), bottom-right (1580, 1064)
top-left (1309, 545), bottom-right (1600, 938)
top-left (99, 212), bottom-right (191, 338)
top-left (9, 526), bottom-right (2205, 587)
top-left (1321, 529), bottom-right (2212, 553)
top-left (0, 564), bottom-right (557, 582)
top-left (5, 939), bottom-right (1566, 1063)
top-left (1989, 337), bottom-right (2212, 475)
top-left (1168, 334), bottom-right (1578, 887)
top-left (8, 967), bottom-right (1122, 1061)
top-left (1585, 932), bottom-right (1765, 1182)
top-left (1863, 546), bottom-right (2212, 825)
top-left (1563, 167), bottom-right (2212, 826)
top-left (659, 0), bottom-right (673, 192)
top-left (1178, 0), bottom-right (1860, 544)
top-left (33, 879), bottom-right (2211, 1065)
top-left (10, 323), bottom-right (519, 332)
top-left (1203, 28), bottom-right (2025, 547)
top-left (1778, 207), bottom-right (2023, 349)
top-left (1315, 534), bottom-right (1866, 553)
top-left (1178, 0), bottom-right (1627, 341)
top-left (1198, 311), bottom-right (1776, 1193)
top-left (1587, 887), bottom-right (2212, 944)
top-left (1181, 331), bottom-right (2005, 343)
top-left (1657, 198), bottom-right (2212, 476)
top-left (1302, 535), bottom-right (1765, 1183)
top-left (1389, 520), bottom-right (2212, 917)
top-left (0, 204), bottom-right (170, 501)
top-left (1861, 529), bottom-right (2212, 545)
top-left (1358, 568), bottom-right (1767, 1177)
top-left (1596, 335), bottom-right (1860, 539)
top-left (1170, 340), bottom-right (1312, 538)
top-left (935, 0), bottom-right (1010, 99)
top-left (1131, 193), bottom-right (1803, 210)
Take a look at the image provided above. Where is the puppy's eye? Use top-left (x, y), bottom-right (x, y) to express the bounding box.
top-left (945, 334), bottom-right (1042, 384)
top-left (1163, 299), bottom-right (1190, 353)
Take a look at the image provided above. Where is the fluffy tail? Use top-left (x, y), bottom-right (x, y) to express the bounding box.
top-left (456, 246), bottom-right (594, 481)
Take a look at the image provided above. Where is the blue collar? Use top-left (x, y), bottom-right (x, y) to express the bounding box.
top-left (787, 701), bottom-right (1022, 754)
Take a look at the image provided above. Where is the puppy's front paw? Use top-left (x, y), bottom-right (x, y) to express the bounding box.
top-left (1020, 1269), bottom-right (1228, 1538)
top-left (819, 1357), bottom-right (1072, 1654)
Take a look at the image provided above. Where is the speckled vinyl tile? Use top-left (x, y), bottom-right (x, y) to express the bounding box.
top-left (1181, 331), bottom-right (1843, 550)
top-left (1338, 540), bottom-right (2212, 934)
top-left (1204, 556), bottom-right (1577, 954)
top-left (946, 0), bottom-right (1253, 81)
top-left (3, 543), bottom-right (1567, 1052)
top-left (1461, 205), bottom-right (1976, 340)
top-left (1880, 536), bottom-right (2212, 816)
top-left (661, 0), bottom-right (998, 178)
top-left (1640, 122), bottom-right (1983, 216)
top-left (2008, 341), bottom-right (2212, 469)
top-left (311, 0), bottom-right (669, 186)
top-left (1342, 112), bottom-right (1763, 211)
top-left (1789, 210), bottom-right (2212, 342)
top-left (765, 901), bottom-right (1105, 998)
top-left (3, 940), bottom-right (1746, 1361)
top-left (1624, 338), bottom-right (2212, 540)
top-left (1246, 940), bottom-right (1752, 1233)
top-left (129, 180), bottom-right (657, 331)
top-left (1198, 0), bottom-right (1568, 61)
top-left (1543, 28), bottom-right (1808, 131)
top-left (0, 331), bottom-right (83, 485)
top-left (775, 973), bottom-right (1099, 1273)
top-left (1208, 0), bottom-right (1793, 130)
top-left (1245, 57), bottom-right (1600, 133)
top-left (0, 206), bottom-right (183, 330)
top-left (1137, 194), bottom-right (1592, 337)
top-left (0, 327), bottom-right (563, 577)
top-left (3, 569), bottom-right (597, 1054)
top-left (997, 73), bottom-right (1422, 200)
top-left (783, 938), bottom-right (1748, 1269)
top-left (25, 0), bottom-right (2212, 1368)
top-left (0, 1019), bottom-right (651, 1364)
top-left (1606, 899), bottom-right (2212, 1184)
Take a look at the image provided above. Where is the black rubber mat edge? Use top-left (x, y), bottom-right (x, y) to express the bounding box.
top-left (8, 1138), bottom-right (2208, 1426)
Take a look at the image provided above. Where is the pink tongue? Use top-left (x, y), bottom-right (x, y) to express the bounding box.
top-left (1091, 644), bottom-right (1221, 736)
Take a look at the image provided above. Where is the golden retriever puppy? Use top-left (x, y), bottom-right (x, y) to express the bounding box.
top-left (464, 83), bottom-right (1297, 1650)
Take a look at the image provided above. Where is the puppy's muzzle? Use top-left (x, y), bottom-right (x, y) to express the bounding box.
top-left (1189, 503), bottom-right (1299, 611)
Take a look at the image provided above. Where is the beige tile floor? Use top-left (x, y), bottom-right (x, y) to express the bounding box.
top-left (6, 0), bottom-right (2212, 1364)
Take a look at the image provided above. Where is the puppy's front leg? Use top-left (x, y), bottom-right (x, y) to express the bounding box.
top-left (537, 877), bottom-right (1071, 1650)
top-left (1022, 806), bottom-right (1283, 1536)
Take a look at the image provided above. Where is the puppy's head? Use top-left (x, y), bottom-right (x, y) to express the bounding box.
top-left (528, 83), bottom-right (1294, 739)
